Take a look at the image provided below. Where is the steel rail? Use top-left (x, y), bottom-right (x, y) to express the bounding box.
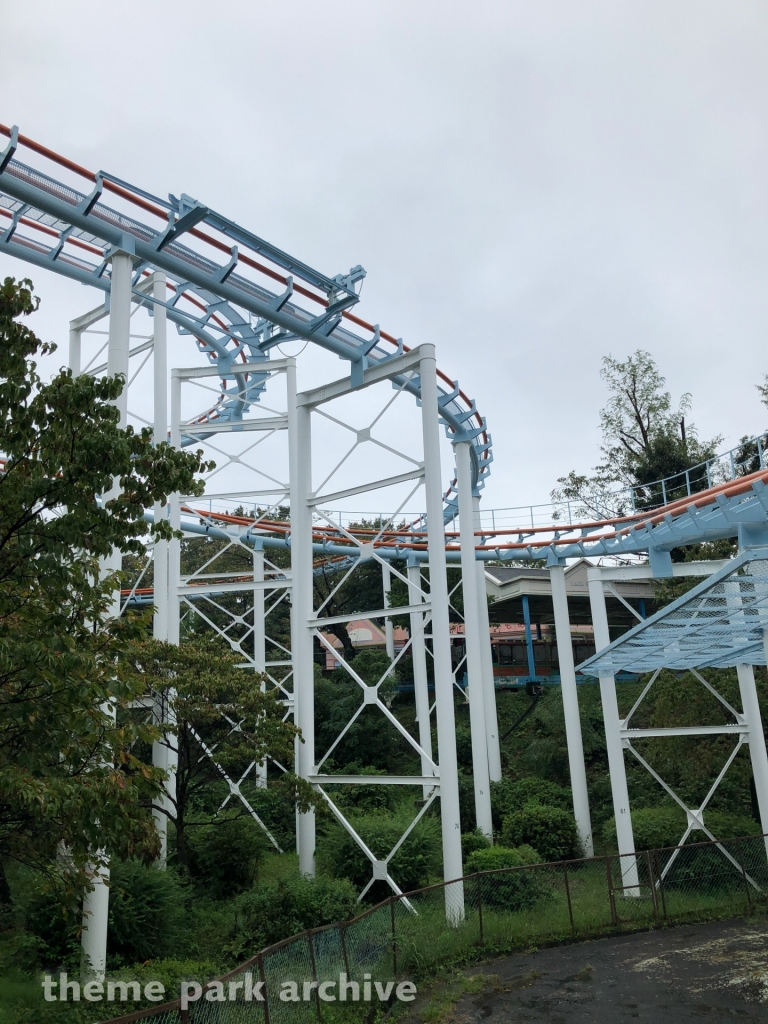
top-left (0, 124), bottom-right (489, 511)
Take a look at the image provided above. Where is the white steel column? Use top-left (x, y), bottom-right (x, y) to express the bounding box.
top-left (254, 545), bottom-right (268, 789)
top-left (588, 570), bottom-right (639, 891)
top-left (68, 324), bottom-right (81, 375)
top-left (152, 273), bottom-right (169, 643)
top-left (420, 345), bottom-right (464, 919)
top-left (290, 363), bottom-right (316, 876)
top-left (738, 659), bottom-right (768, 858)
top-left (408, 559), bottom-right (433, 798)
top-left (167, 370), bottom-right (182, 647)
top-left (455, 441), bottom-right (492, 837)
top-left (81, 250), bottom-right (133, 980)
top-left (473, 496), bottom-right (501, 782)
top-left (382, 560), bottom-right (395, 661)
top-left (550, 563), bottom-right (593, 857)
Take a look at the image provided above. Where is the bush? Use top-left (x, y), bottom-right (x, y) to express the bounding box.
top-left (186, 815), bottom-right (269, 897)
top-left (227, 875), bottom-right (358, 959)
top-left (108, 860), bottom-right (186, 964)
top-left (462, 829), bottom-right (491, 860)
top-left (491, 777), bottom-right (571, 830)
top-left (464, 845), bottom-right (550, 910)
top-left (601, 806), bottom-right (759, 852)
top-left (323, 810), bottom-right (442, 895)
top-left (501, 805), bottom-right (580, 862)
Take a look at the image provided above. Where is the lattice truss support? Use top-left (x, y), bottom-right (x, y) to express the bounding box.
top-left (585, 562), bottom-right (768, 897)
top-left (621, 665), bottom-right (765, 888)
top-left (290, 345), bottom-right (467, 919)
top-left (161, 359), bottom-right (298, 829)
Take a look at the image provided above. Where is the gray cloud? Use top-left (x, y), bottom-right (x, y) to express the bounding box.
top-left (2, 0), bottom-right (767, 509)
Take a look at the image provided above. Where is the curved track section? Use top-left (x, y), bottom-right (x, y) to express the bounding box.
top-left (0, 124), bottom-right (491, 513)
top-left (2, 125), bottom-right (765, 564)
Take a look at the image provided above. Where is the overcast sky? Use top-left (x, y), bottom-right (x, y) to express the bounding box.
top-left (2, 0), bottom-right (767, 511)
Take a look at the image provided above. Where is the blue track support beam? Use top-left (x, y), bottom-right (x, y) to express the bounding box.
top-left (521, 594), bottom-right (536, 679)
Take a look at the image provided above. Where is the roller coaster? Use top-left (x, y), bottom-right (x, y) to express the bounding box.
top-left (3, 124), bottom-right (768, 979)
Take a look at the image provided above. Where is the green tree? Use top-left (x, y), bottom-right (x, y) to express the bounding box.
top-left (0, 277), bottom-right (207, 897)
top-left (552, 350), bottom-right (721, 512)
top-left (121, 637), bottom-right (312, 873)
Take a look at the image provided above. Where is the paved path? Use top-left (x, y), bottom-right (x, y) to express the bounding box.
top-left (413, 919), bottom-right (768, 1022)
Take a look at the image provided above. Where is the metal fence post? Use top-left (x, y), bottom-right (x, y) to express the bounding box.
top-left (653, 849), bottom-right (668, 921)
top-left (644, 851), bottom-right (659, 920)
top-left (307, 929), bottom-right (322, 1021)
top-left (257, 954), bottom-right (271, 1024)
top-left (339, 921), bottom-right (350, 979)
top-left (563, 862), bottom-right (575, 934)
top-left (605, 857), bottom-right (618, 926)
top-left (476, 872), bottom-right (484, 945)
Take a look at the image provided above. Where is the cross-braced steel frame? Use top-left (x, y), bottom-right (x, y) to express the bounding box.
top-left (6, 123), bottom-right (768, 976)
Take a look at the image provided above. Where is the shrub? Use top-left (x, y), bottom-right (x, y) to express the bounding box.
top-left (108, 860), bottom-right (186, 965)
top-left (328, 765), bottom-right (395, 814)
top-left (490, 777), bottom-right (571, 830)
top-left (462, 829), bottom-right (491, 859)
top-left (464, 845), bottom-right (550, 910)
top-left (323, 810), bottom-right (442, 895)
top-left (186, 815), bottom-right (268, 897)
top-left (227, 875), bottom-right (358, 959)
top-left (601, 806), bottom-right (759, 852)
top-left (501, 805), bottom-right (580, 862)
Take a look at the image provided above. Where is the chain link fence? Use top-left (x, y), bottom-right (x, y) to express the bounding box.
top-left (100, 832), bottom-right (768, 1024)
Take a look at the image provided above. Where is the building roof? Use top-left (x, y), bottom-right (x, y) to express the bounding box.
top-left (485, 558), bottom-right (656, 627)
top-left (578, 549), bottom-right (768, 676)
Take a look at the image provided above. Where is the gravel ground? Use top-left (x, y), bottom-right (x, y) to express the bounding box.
top-left (405, 918), bottom-right (768, 1022)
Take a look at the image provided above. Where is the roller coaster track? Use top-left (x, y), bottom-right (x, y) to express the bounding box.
top-left (169, 454), bottom-right (768, 568)
top-left (0, 124), bottom-right (490, 515)
top-left (2, 125), bottom-right (767, 569)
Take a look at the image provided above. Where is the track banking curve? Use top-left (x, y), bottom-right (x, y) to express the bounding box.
top-left (1, 125), bottom-right (766, 568)
top-left (0, 124), bottom-right (490, 517)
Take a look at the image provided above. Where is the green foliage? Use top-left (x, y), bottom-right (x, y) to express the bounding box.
top-left (328, 766), bottom-right (395, 814)
top-left (551, 349), bottom-right (720, 508)
top-left (461, 830), bottom-right (491, 860)
top-left (107, 861), bottom-right (186, 964)
top-left (321, 809), bottom-right (442, 896)
top-left (464, 845), bottom-right (550, 910)
top-left (0, 277), bottom-right (209, 887)
top-left (121, 637), bottom-right (310, 872)
top-left (490, 776), bottom-right (571, 830)
top-left (226, 875), bottom-right (358, 959)
top-left (501, 805), bottom-right (580, 862)
top-left (601, 806), bottom-right (759, 852)
top-left (185, 816), bottom-right (268, 898)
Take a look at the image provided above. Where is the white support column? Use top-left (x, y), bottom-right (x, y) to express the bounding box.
top-left (455, 441), bottom-right (492, 838)
top-left (473, 495), bottom-right (501, 782)
top-left (68, 324), bottom-right (81, 375)
top-left (81, 251), bottom-right (133, 980)
top-left (167, 370), bottom-right (182, 647)
top-left (420, 345), bottom-right (464, 920)
top-left (408, 559), bottom-right (433, 799)
top-left (152, 273), bottom-right (169, 643)
top-left (254, 545), bottom-right (268, 789)
top-left (738, 658), bottom-right (768, 858)
top-left (550, 563), bottom-right (593, 857)
top-left (588, 570), bottom-right (639, 892)
top-left (382, 560), bottom-right (395, 661)
top-left (290, 364), bottom-right (316, 876)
